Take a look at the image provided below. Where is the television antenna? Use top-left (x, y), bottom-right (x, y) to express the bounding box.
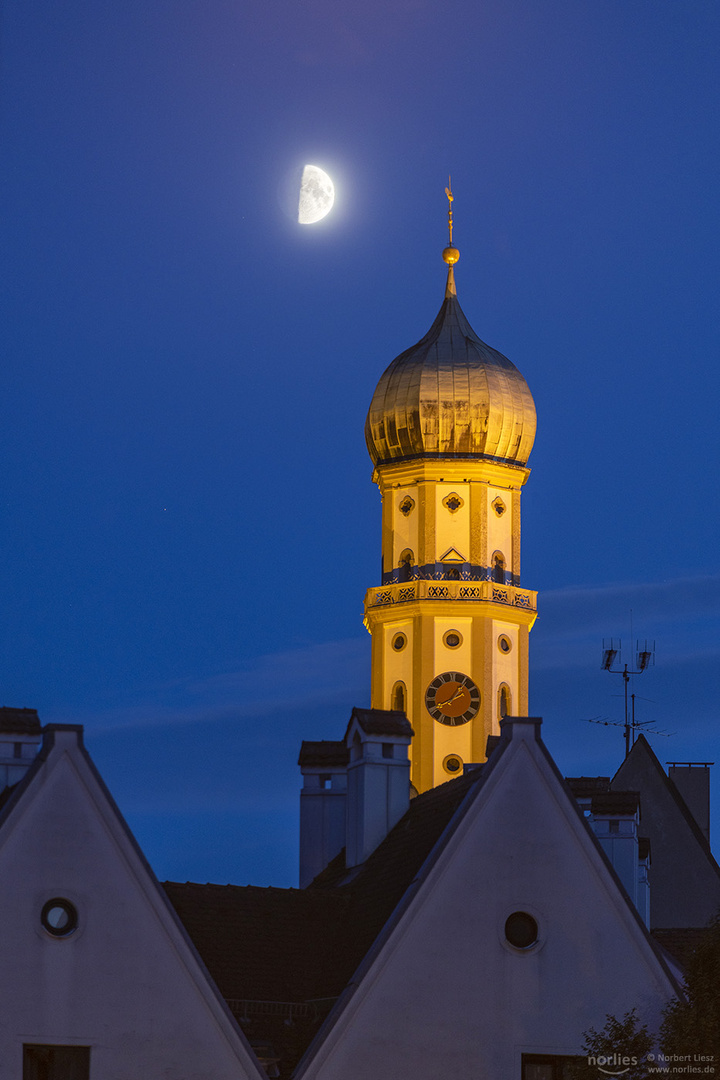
top-left (600, 637), bottom-right (659, 756)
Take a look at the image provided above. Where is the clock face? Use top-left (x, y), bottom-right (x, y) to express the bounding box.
top-left (425, 672), bottom-right (480, 726)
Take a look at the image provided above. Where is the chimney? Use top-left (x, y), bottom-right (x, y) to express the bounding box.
top-left (345, 708), bottom-right (413, 869)
top-left (0, 708), bottom-right (42, 793)
top-left (668, 762), bottom-right (712, 843)
top-left (298, 741), bottom-right (348, 888)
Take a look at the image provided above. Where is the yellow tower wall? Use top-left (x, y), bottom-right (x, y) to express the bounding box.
top-left (365, 456), bottom-right (536, 794)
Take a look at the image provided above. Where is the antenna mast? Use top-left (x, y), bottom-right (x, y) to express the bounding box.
top-left (601, 638), bottom-right (655, 756)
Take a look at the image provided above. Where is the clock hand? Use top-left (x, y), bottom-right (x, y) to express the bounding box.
top-left (438, 685), bottom-right (465, 707)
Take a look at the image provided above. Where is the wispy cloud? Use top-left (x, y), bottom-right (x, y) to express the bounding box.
top-left (56, 638), bottom-right (370, 733)
top-left (532, 574), bottom-right (720, 671)
top-left (55, 573), bottom-right (720, 733)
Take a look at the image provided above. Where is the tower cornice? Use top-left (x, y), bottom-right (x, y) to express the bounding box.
top-left (372, 457), bottom-right (531, 490)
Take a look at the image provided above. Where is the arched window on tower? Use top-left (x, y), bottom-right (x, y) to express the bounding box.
top-left (498, 684), bottom-right (512, 719)
top-left (398, 549), bottom-right (415, 583)
top-left (492, 551), bottom-right (506, 584)
top-left (391, 681), bottom-right (407, 713)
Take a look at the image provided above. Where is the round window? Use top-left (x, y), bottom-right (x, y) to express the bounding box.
top-left (443, 630), bottom-right (463, 649)
top-left (504, 911), bottom-right (538, 949)
top-left (41, 898), bottom-right (78, 938)
top-left (498, 635), bottom-right (512, 654)
top-left (392, 633), bottom-right (407, 652)
top-left (443, 754), bottom-right (464, 775)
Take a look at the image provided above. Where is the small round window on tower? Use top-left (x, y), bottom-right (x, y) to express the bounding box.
top-left (443, 754), bottom-right (464, 775)
top-left (498, 635), bottom-right (512, 654)
top-left (392, 633), bottom-right (407, 651)
top-left (443, 630), bottom-right (463, 649)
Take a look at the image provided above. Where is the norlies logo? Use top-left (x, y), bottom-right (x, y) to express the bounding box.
top-left (589, 1054), bottom-right (638, 1076)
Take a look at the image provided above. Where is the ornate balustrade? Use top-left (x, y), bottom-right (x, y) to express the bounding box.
top-left (365, 580), bottom-right (537, 610)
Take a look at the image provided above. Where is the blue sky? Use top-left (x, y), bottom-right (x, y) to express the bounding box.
top-left (2, 0), bottom-right (719, 885)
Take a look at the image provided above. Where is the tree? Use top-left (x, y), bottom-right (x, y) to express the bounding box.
top-left (660, 915), bottom-right (720, 1060)
top-left (570, 1009), bottom-right (653, 1080)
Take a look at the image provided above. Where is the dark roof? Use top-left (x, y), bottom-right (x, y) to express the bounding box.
top-left (163, 882), bottom-right (347, 1003)
top-left (566, 776), bottom-right (611, 798)
top-left (345, 707), bottom-right (414, 738)
top-left (652, 927), bottom-right (715, 969)
top-left (162, 882), bottom-right (349, 1079)
top-left (298, 741), bottom-right (348, 767)
top-left (0, 707), bottom-right (41, 735)
top-left (591, 791), bottom-right (640, 816)
top-left (163, 768), bottom-right (483, 1077)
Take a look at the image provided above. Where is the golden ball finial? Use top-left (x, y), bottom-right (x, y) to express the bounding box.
top-left (443, 245), bottom-right (460, 265)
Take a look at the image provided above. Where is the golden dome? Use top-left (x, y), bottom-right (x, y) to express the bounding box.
top-left (365, 263), bottom-right (536, 467)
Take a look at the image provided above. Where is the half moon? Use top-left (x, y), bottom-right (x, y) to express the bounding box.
top-left (298, 165), bottom-right (335, 224)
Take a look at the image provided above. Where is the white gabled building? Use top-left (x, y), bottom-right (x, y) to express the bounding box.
top-left (0, 708), bottom-right (710, 1078)
top-left (0, 724), bottom-right (265, 1080)
top-left (296, 716), bottom-right (681, 1080)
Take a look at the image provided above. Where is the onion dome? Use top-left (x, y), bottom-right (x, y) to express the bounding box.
top-left (365, 250), bottom-right (536, 467)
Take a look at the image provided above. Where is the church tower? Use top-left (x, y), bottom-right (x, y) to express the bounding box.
top-left (364, 190), bottom-right (537, 793)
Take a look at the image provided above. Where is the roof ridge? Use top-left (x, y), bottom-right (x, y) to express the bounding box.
top-left (613, 735), bottom-right (720, 877)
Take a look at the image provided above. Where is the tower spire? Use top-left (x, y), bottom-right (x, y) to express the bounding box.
top-left (443, 177), bottom-right (460, 298)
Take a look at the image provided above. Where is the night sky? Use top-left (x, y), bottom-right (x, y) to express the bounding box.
top-left (2, 0), bottom-right (719, 886)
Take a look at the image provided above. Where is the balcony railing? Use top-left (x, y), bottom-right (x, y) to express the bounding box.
top-left (365, 580), bottom-right (537, 611)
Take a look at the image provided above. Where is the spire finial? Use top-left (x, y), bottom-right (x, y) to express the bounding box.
top-left (442, 177), bottom-right (459, 297)
top-left (446, 177), bottom-right (454, 246)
